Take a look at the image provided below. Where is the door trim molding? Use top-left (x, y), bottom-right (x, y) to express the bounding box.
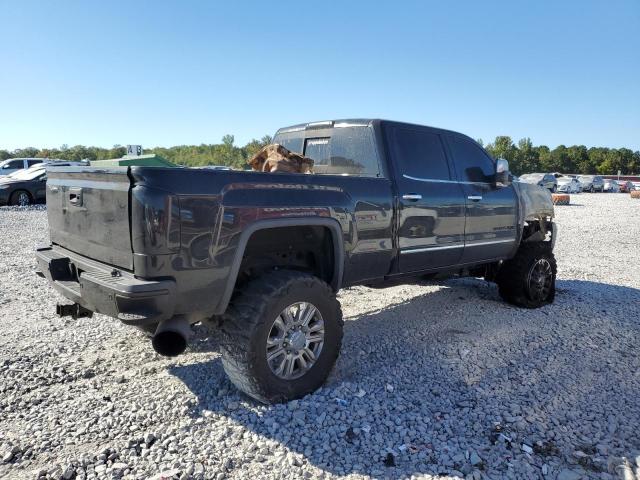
top-left (400, 237), bottom-right (516, 255)
top-left (400, 243), bottom-right (464, 254)
top-left (402, 174), bottom-right (491, 186)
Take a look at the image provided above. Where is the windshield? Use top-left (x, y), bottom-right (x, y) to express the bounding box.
top-left (7, 168), bottom-right (45, 181)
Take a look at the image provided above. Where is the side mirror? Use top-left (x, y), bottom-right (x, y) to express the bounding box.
top-left (495, 158), bottom-right (511, 186)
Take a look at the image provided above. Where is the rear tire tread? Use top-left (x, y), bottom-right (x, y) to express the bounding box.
top-left (220, 270), bottom-right (343, 403)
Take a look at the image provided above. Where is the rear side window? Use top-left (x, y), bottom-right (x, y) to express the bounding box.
top-left (447, 136), bottom-right (495, 183)
top-left (28, 159), bottom-right (43, 166)
top-left (303, 127), bottom-right (381, 176)
top-left (392, 128), bottom-right (451, 180)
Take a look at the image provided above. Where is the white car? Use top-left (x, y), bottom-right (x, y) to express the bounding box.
top-left (0, 158), bottom-right (44, 176)
top-left (557, 177), bottom-right (582, 193)
top-left (603, 179), bottom-right (620, 192)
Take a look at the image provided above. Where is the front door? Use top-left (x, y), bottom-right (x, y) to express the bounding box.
top-left (388, 126), bottom-right (466, 273)
top-left (444, 135), bottom-right (518, 264)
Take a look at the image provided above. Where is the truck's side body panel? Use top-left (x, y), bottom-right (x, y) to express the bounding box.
top-left (128, 167), bottom-right (394, 316)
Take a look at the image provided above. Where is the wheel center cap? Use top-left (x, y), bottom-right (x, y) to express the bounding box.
top-left (289, 331), bottom-right (306, 351)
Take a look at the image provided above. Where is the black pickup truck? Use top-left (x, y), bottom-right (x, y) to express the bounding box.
top-left (36, 119), bottom-right (556, 403)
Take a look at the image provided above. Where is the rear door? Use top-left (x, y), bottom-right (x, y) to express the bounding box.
top-left (388, 125), bottom-right (466, 273)
top-left (445, 135), bottom-right (517, 264)
top-left (46, 168), bottom-right (133, 270)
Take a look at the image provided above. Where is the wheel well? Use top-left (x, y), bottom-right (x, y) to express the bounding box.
top-left (235, 225), bottom-right (336, 291)
top-left (522, 217), bottom-right (553, 243)
top-left (11, 190), bottom-right (32, 202)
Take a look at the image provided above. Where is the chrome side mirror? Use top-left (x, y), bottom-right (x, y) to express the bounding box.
top-left (495, 158), bottom-right (511, 186)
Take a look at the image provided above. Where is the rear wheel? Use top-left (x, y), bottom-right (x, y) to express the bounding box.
top-left (496, 243), bottom-right (556, 308)
top-left (220, 270), bottom-right (343, 403)
top-left (10, 190), bottom-right (32, 206)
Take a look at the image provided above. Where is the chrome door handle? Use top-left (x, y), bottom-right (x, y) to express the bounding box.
top-left (467, 195), bottom-right (483, 201)
top-left (402, 194), bottom-right (422, 201)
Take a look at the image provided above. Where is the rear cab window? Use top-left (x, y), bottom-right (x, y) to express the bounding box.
top-left (273, 123), bottom-right (382, 177)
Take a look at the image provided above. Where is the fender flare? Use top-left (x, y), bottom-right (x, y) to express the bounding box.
top-left (214, 217), bottom-right (345, 314)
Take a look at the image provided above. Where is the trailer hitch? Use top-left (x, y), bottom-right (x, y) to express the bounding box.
top-left (56, 303), bottom-right (94, 319)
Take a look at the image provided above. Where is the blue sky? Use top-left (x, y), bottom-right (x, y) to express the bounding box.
top-left (1, 0), bottom-right (638, 150)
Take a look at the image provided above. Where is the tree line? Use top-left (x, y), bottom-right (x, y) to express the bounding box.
top-left (1, 135), bottom-right (638, 175)
top-left (481, 136), bottom-right (639, 176)
top-left (0, 134), bottom-right (273, 171)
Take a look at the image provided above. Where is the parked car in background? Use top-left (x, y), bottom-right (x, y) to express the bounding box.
top-left (557, 176), bottom-right (582, 193)
top-left (0, 158), bottom-right (45, 176)
top-left (631, 182), bottom-right (640, 191)
top-left (617, 180), bottom-right (634, 193)
top-left (603, 179), bottom-right (620, 192)
top-left (519, 173), bottom-right (557, 192)
top-left (578, 175), bottom-right (604, 192)
top-left (0, 162), bottom-right (87, 206)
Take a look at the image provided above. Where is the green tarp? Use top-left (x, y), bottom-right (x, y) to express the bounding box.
top-left (90, 154), bottom-right (177, 168)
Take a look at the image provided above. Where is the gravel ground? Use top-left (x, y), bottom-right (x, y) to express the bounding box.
top-left (0, 194), bottom-right (639, 480)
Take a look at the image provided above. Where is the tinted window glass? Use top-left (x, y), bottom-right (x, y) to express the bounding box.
top-left (285, 126), bottom-right (381, 176)
top-left (28, 159), bottom-right (43, 166)
top-left (304, 138), bottom-right (330, 166)
top-left (393, 128), bottom-right (450, 180)
top-left (8, 160), bottom-right (23, 169)
top-left (274, 131), bottom-right (304, 154)
top-left (448, 136), bottom-right (494, 183)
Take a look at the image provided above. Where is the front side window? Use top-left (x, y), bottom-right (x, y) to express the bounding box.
top-left (392, 128), bottom-right (451, 180)
top-left (447, 136), bottom-right (495, 183)
top-left (6, 160), bottom-right (24, 169)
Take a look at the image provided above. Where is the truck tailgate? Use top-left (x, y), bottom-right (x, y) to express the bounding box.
top-left (46, 167), bottom-right (133, 270)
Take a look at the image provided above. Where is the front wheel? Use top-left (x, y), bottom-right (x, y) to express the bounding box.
top-left (220, 270), bottom-right (343, 403)
top-left (496, 243), bottom-right (556, 308)
top-left (10, 190), bottom-right (32, 206)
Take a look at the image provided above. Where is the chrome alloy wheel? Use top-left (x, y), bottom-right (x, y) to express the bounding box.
top-left (266, 302), bottom-right (325, 380)
top-left (527, 259), bottom-right (553, 302)
top-left (17, 192), bottom-right (30, 206)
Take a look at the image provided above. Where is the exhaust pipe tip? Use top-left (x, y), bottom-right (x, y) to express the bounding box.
top-left (152, 316), bottom-right (191, 357)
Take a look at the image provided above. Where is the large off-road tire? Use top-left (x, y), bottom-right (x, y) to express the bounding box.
top-left (220, 270), bottom-right (343, 403)
top-left (496, 242), bottom-right (557, 308)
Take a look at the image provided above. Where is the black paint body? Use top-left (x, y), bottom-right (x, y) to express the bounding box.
top-left (36, 119), bottom-right (526, 327)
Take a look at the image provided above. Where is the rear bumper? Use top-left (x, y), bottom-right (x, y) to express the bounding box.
top-left (36, 245), bottom-right (176, 326)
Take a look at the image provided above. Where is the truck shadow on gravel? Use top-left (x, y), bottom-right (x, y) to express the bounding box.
top-left (169, 279), bottom-right (640, 478)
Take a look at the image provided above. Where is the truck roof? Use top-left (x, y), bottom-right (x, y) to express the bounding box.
top-left (275, 118), bottom-right (474, 142)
